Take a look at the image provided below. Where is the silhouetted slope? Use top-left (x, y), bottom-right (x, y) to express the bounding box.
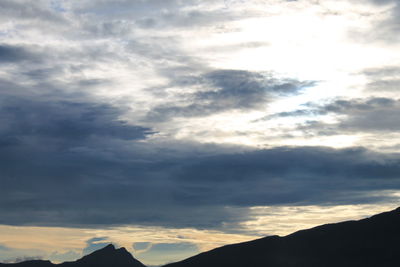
top-left (60, 244), bottom-right (145, 267)
top-left (164, 207), bottom-right (400, 267)
top-left (0, 261), bottom-right (53, 267)
top-left (0, 244), bottom-right (145, 267)
top-left (2, 208), bottom-right (400, 267)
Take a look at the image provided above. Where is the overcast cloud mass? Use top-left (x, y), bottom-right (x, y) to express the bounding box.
top-left (1, 0), bottom-right (400, 265)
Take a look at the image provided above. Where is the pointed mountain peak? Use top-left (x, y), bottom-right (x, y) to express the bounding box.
top-left (82, 244), bottom-right (116, 258)
top-left (117, 247), bottom-right (129, 253)
top-left (102, 243), bottom-right (116, 250)
top-left (76, 244), bottom-right (145, 267)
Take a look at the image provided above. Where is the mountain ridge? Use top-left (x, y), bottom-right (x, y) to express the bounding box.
top-left (0, 244), bottom-right (145, 267)
top-left (1, 207), bottom-right (400, 267)
top-left (164, 206), bottom-right (400, 267)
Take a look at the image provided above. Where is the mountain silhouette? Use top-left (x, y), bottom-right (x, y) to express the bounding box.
top-left (0, 261), bottom-right (53, 267)
top-left (164, 207), bottom-right (400, 267)
top-left (1, 207), bottom-right (400, 267)
top-left (0, 244), bottom-right (145, 267)
top-left (59, 244), bottom-right (145, 267)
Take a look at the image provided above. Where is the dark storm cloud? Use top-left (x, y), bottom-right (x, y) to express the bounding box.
top-left (0, 91), bottom-right (158, 227)
top-left (1, 106), bottom-right (400, 231)
top-left (171, 147), bottom-right (400, 206)
top-left (147, 70), bottom-right (315, 121)
top-left (0, 45), bottom-right (37, 63)
top-left (0, 96), bottom-right (152, 143)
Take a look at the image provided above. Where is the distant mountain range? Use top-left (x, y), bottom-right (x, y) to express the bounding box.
top-left (0, 244), bottom-right (145, 267)
top-left (1, 207), bottom-right (400, 267)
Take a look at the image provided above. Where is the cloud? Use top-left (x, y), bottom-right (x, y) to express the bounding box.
top-left (0, 244), bottom-right (11, 251)
top-left (68, 0), bottom-right (230, 25)
top-left (0, 96), bottom-right (152, 144)
top-left (0, 244), bottom-right (45, 264)
top-left (363, 66), bottom-right (400, 92)
top-left (147, 70), bottom-right (315, 121)
top-left (264, 109), bottom-right (319, 119)
top-left (134, 9), bottom-right (239, 29)
top-left (0, 43), bottom-right (120, 98)
top-left (0, 0), bottom-right (399, 241)
top-left (7, 256), bottom-right (43, 263)
top-left (0, 44), bottom-right (37, 63)
top-left (350, 0), bottom-right (400, 43)
top-left (49, 250), bottom-right (81, 263)
top-left (1, 121), bottom-right (400, 231)
top-left (135, 242), bottom-right (199, 265)
top-left (294, 97), bottom-right (400, 133)
top-left (172, 146), bottom-right (400, 205)
top-left (0, 0), bottom-right (66, 23)
top-left (133, 242), bottom-right (152, 252)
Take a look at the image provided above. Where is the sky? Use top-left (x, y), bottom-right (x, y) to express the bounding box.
top-left (1, 0), bottom-right (400, 265)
